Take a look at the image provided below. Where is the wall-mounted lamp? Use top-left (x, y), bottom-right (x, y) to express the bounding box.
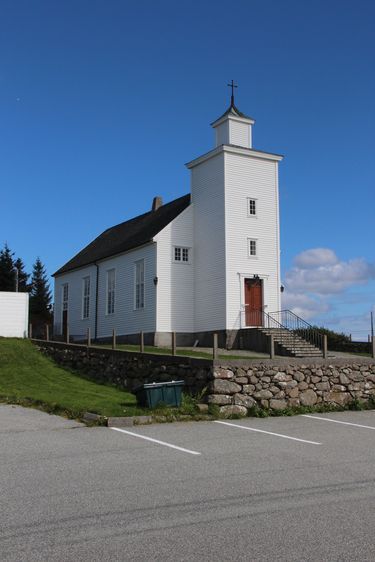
top-left (153, 276), bottom-right (158, 286)
top-left (280, 285), bottom-right (285, 293)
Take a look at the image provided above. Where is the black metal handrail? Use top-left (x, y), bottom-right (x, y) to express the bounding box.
top-left (244, 307), bottom-right (300, 354)
top-left (268, 309), bottom-right (324, 351)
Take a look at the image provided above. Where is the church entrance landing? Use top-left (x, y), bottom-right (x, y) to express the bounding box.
top-left (244, 278), bottom-right (263, 326)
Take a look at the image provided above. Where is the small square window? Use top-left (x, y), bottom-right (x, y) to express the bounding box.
top-left (174, 246), bottom-right (190, 264)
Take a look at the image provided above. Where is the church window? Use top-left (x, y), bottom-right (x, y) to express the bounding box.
top-left (82, 276), bottom-right (90, 319)
top-left (247, 198), bottom-right (257, 216)
top-left (135, 260), bottom-right (145, 309)
top-left (62, 284), bottom-right (68, 311)
top-left (174, 246), bottom-right (190, 263)
top-left (106, 269), bottom-right (115, 315)
top-left (248, 238), bottom-right (257, 257)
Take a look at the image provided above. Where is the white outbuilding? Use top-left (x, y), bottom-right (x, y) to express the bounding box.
top-left (0, 292), bottom-right (29, 338)
top-left (53, 97), bottom-right (284, 348)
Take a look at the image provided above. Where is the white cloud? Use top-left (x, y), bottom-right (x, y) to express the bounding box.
top-left (285, 249), bottom-right (375, 295)
top-left (282, 248), bottom-right (375, 326)
top-left (294, 248), bottom-right (338, 269)
top-left (281, 291), bottom-right (330, 321)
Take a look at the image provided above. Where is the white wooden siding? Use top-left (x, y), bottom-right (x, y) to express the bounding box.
top-left (54, 243), bottom-right (157, 339)
top-left (154, 205), bottom-right (194, 332)
top-left (229, 120), bottom-right (251, 148)
top-left (215, 121), bottom-right (230, 146)
top-left (96, 244), bottom-right (156, 337)
top-left (191, 152), bottom-right (226, 332)
top-left (54, 264), bottom-right (97, 337)
top-left (224, 151), bottom-right (281, 330)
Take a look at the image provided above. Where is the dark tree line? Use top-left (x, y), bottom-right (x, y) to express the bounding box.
top-left (0, 243), bottom-right (52, 324)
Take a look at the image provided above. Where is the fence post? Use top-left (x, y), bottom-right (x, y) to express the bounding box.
top-left (372, 336), bottom-right (375, 359)
top-left (323, 334), bottom-right (328, 359)
top-left (213, 333), bottom-right (218, 360)
top-left (140, 331), bottom-right (144, 353)
top-left (87, 327), bottom-right (91, 347)
top-left (45, 324), bottom-right (49, 342)
top-left (66, 325), bottom-right (69, 344)
top-left (172, 332), bottom-right (177, 356)
top-left (269, 334), bottom-right (275, 359)
top-left (112, 328), bottom-right (116, 350)
top-left (29, 323), bottom-right (32, 339)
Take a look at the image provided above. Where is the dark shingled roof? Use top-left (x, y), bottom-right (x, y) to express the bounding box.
top-left (54, 194), bottom-right (191, 276)
top-left (212, 103), bottom-right (254, 124)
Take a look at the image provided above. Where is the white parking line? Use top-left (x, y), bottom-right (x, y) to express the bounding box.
top-left (110, 427), bottom-right (201, 455)
top-left (302, 414), bottom-right (375, 430)
top-left (214, 420), bottom-right (321, 445)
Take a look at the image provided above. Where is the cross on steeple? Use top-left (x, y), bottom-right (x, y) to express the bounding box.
top-left (227, 80), bottom-right (238, 107)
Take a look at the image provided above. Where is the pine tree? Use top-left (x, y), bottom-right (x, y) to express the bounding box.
top-left (13, 257), bottom-right (30, 292)
top-left (0, 243), bottom-right (16, 291)
top-left (29, 257), bottom-right (52, 322)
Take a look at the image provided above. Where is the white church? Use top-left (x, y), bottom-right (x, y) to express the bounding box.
top-left (53, 90), bottom-right (285, 349)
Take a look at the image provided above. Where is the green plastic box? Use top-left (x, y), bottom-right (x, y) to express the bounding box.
top-left (135, 381), bottom-right (184, 408)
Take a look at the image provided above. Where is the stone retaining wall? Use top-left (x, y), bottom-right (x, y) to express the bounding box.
top-left (209, 360), bottom-right (375, 415)
top-left (34, 341), bottom-right (375, 415)
top-left (34, 340), bottom-right (212, 394)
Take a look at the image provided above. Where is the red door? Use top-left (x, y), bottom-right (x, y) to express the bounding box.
top-left (244, 278), bottom-right (263, 326)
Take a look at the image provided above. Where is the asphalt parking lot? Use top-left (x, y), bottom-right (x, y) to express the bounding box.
top-left (1, 405), bottom-right (375, 562)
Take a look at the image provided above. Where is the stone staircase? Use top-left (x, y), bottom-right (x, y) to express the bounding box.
top-left (259, 327), bottom-right (324, 358)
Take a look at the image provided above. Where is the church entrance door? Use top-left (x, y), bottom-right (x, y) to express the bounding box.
top-left (244, 278), bottom-right (263, 326)
top-left (62, 310), bottom-right (68, 340)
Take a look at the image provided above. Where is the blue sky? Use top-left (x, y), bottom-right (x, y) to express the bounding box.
top-left (1, 0), bottom-right (374, 339)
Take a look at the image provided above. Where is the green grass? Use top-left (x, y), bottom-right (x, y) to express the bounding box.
top-left (0, 338), bottom-right (144, 418)
top-left (97, 343), bottom-right (259, 360)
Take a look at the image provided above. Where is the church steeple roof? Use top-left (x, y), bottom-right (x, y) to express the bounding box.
top-left (211, 81), bottom-right (255, 126)
top-left (211, 102), bottom-right (254, 124)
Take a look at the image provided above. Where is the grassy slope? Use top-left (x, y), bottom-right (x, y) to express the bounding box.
top-left (0, 339), bottom-right (140, 418)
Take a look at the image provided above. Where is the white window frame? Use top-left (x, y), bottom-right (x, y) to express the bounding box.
top-left (106, 269), bottom-right (116, 315)
top-left (173, 246), bottom-right (191, 264)
top-left (62, 283), bottom-right (69, 311)
top-left (247, 197), bottom-right (258, 217)
top-left (134, 259), bottom-right (145, 310)
top-left (247, 238), bottom-right (258, 258)
top-left (82, 276), bottom-right (90, 319)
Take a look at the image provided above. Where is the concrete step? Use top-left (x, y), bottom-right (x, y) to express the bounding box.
top-left (257, 328), bottom-right (323, 357)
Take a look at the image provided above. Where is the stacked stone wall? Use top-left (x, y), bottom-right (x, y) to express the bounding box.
top-left (209, 361), bottom-right (375, 415)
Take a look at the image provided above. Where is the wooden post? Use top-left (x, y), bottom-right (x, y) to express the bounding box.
top-left (213, 333), bottom-right (218, 360)
top-left (372, 336), bottom-right (375, 359)
top-left (45, 324), bottom-right (49, 342)
top-left (140, 331), bottom-right (144, 353)
top-left (66, 325), bottom-right (69, 344)
top-left (29, 323), bottom-right (32, 339)
top-left (172, 332), bottom-right (177, 356)
top-left (269, 334), bottom-right (275, 359)
top-left (323, 334), bottom-right (328, 359)
top-left (112, 328), bottom-right (116, 350)
top-left (87, 327), bottom-right (91, 347)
